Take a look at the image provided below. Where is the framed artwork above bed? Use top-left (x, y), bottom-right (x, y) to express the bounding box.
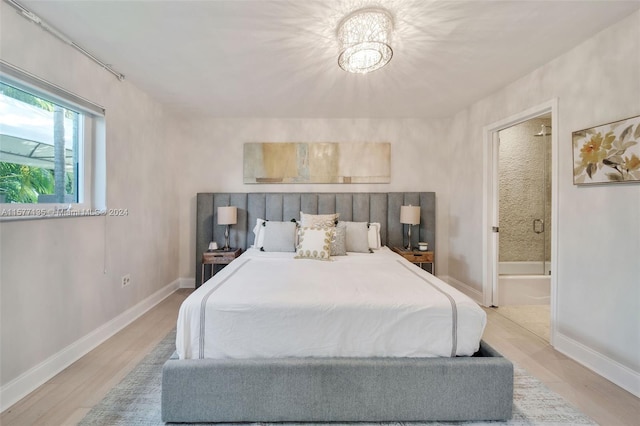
top-left (243, 142), bottom-right (391, 184)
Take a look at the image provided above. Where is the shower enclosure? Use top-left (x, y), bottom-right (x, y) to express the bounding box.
top-left (497, 117), bottom-right (551, 305)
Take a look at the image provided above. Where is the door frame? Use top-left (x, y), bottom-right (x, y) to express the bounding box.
top-left (482, 98), bottom-right (559, 346)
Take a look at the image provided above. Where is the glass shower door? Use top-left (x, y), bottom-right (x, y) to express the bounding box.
top-left (498, 120), bottom-right (551, 276)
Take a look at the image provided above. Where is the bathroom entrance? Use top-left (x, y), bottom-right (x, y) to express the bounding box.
top-left (482, 99), bottom-right (558, 345)
top-left (495, 116), bottom-right (552, 342)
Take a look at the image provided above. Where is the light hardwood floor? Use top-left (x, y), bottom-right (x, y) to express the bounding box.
top-left (0, 289), bottom-right (190, 426)
top-left (483, 307), bottom-right (640, 426)
top-left (1, 289), bottom-right (638, 425)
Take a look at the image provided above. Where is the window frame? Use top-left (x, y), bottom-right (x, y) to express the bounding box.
top-left (0, 61), bottom-right (106, 220)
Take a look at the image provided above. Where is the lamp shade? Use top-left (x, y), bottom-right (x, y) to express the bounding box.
top-left (400, 205), bottom-right (420, 225)
top-left (217, 206), bottom-right (237, 225)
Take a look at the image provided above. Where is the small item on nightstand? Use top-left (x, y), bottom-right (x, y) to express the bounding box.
top-left (418, 242), bottom-right (428, 251)
top-left (208, 241), bottom-right (218, 251)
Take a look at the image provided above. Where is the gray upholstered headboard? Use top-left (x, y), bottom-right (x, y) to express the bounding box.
top-left (196, 192), bottom-right (435, 285)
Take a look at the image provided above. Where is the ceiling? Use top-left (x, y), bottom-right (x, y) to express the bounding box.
top-left (14, 0), bottom-right (640, 119)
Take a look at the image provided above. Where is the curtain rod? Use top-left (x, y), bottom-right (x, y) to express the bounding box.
top-left (4, 0), bottom-right (125, 81)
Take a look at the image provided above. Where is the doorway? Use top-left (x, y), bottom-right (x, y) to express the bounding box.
top-left (482, 99), bottom-right (558, 345)
top-left (495, 116), bottom-right (552, 341)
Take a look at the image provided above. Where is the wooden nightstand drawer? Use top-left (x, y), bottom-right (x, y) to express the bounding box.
top-left (391, 247), bottom-right (435, 274)
top-left (203, 252), bottom-right (238, 264)
top-left (201, 248), bottom-right (242, 286)
top-left (405, 251), bottom-right (433, 263)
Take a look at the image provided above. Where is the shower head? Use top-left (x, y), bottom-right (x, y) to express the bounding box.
top-left (534, 124), bottom-right (551, 136)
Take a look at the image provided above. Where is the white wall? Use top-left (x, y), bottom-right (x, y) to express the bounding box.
top-left (171, 117), bottom-right (452, 281)
top-left (0, 2), bottom-right (180, 399)
top-left (448, 10), bottom-right (639, 387)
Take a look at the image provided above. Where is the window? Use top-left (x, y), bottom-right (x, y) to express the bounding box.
top-left (0, 62), bottom-right (105, 218)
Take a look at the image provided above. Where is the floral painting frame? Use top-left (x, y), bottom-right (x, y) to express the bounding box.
top-left (572, 115), bottom-right (640, 185)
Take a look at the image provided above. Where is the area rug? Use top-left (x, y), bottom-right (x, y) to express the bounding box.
top-left (79, 330), bottom-right (596, 426)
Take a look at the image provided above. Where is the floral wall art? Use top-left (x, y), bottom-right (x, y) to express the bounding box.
top-left (572, 115), bottom-right (640, 184)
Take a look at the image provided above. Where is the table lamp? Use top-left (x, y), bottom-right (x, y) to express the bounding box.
top-left (217, 206), bottom-right (237, 251)
top-left (400, 205), bottom-right (420, 250)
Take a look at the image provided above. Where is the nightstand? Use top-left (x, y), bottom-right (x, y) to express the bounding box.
top-left (392, 247), bottom-right (435, 274)
top-left (201, 248), bottom-right (242, 285)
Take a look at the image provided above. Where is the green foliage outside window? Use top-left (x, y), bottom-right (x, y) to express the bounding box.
top-left (0, 162), bottom-right (73, 204)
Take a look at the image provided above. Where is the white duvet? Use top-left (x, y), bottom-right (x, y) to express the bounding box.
top-left (177, 247), bottom-right (486, 359)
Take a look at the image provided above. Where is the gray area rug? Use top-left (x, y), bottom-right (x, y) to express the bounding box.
top-left (79, 330), bottom-right (596, 426)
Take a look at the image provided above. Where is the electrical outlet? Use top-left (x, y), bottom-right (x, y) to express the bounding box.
top-left (121, 274), bottom-right (131, 288)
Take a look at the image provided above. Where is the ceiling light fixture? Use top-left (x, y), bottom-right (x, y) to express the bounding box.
top-left (337, 8), bottom-right (394, 74)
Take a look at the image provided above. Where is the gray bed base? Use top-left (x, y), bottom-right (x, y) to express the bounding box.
top-left (161, 341), bottom-right (513, 423)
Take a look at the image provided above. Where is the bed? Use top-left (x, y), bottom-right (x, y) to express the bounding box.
top-left (162, 192), bottom-right (513, 423)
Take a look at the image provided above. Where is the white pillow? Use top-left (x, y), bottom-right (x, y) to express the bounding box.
top-left (252, 218), bottom-right (266, 248)
top-left (295, 227), bottom-right (334, 261)
top-left (368, 222), bottom-right (381, 249)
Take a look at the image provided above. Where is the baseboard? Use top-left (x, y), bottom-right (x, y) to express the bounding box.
top-left (442, 276), bottom-right (639, 397)
top-left (440, 275), bottom-right (484, 304)
top-left (554, 332), bottom-right (640, 398)
top-left (0, 278), bottom-right (181, 413)
top-left (179, 277), bottom-right (195, 288)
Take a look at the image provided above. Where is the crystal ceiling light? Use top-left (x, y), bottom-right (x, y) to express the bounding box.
top-left (337, 8), bottom-right (394, 74)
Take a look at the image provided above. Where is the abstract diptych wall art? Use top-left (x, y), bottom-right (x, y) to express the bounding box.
top-left (244, 142), bottom-right (391, 184)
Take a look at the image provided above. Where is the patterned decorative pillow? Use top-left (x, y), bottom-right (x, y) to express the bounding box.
top-left (261, 221), bottom-right (297, 252)
top-left (330, 222), bottom-right (347, 256)
top-left (295, 227), bottom-right (334, 261)
top-left (300, 212), bottom-right (339, 228)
